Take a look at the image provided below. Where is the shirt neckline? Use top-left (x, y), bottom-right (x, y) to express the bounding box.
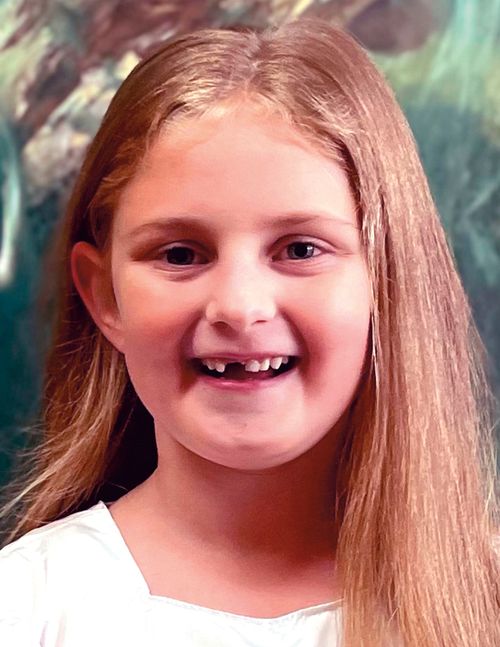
top-left (94, 500), bottom-right (343, 622)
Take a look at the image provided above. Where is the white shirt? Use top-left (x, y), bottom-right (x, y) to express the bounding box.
top-left (0, 502), bottom-right (343, 646)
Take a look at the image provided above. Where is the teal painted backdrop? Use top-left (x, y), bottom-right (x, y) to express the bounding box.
top-left (1, 0), bottom-right (499, 485)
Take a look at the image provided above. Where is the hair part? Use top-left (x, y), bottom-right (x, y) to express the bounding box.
top-left (1, 18), bottom-right (498, 646)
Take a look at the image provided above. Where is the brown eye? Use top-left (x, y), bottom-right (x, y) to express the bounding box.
top-left (285, 241), bottom-right (318, 260)
top-left (163, 245), bottom-right (203, 265)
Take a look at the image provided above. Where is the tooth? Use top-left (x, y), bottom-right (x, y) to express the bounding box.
top-left (244, 360), bottom-right (261, 373)
top-left (201, 355), bottom-right (292, 373)
top-left (214, 361), bottom-right (227, 373)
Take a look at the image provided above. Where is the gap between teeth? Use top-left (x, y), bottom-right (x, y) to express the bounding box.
top-left (202, 356), bottom-right (290, 373)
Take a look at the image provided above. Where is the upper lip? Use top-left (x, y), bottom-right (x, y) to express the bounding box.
top-left (191, 352), bottom-right (298, 361)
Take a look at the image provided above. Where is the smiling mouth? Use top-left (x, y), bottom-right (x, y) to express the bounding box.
top-left (190, 357), bottom-right (300, 381)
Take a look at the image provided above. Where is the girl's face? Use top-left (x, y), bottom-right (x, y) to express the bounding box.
top-left (82, 106), bottom-right (371, 470)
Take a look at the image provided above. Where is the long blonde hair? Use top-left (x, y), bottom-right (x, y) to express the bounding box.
top-left (1, 19), bottom-right (499, 646)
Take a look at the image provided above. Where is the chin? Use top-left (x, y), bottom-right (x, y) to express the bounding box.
top-left (190, 435), bottom-right (318, 472)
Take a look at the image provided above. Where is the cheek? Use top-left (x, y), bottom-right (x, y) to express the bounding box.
top-left (114, 271), bottom-right (183, 343)
top-left (299, 269), bottom-right (371, 392)
top-left (116, 295), bottom-right (186, 416)
top-left (112, 272), bottom-right (195, 391)
top-left (302, 266), bottom-right (371, 348)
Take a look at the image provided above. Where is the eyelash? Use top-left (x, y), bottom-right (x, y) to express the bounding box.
top-left (157, 239), bottom-right (328, 268)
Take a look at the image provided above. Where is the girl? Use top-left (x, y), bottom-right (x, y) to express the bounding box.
top-left (0, 18), bottom-right (498, 647)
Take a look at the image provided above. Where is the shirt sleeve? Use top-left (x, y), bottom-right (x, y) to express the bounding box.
top-left (0, 542), bottom-right (45, 646)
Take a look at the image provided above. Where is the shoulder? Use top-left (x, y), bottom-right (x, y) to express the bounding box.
top-left (0, 502), bottom-right (152, 644)
top-left (0, 503), bottom-right (123, 627)
top-left (0, 502), bottom-right (114, 569)
top-left (0, 529), bottom-right (47, 630)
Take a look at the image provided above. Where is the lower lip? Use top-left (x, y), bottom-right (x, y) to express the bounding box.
top-left (193, 366), bottom-right (299, 391)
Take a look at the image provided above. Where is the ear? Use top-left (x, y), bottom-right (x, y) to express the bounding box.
top-left (71, 241), bottom-right (125, 353)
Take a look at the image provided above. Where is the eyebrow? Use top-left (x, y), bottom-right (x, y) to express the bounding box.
top-left (127, 211), bottom-right (360, 238)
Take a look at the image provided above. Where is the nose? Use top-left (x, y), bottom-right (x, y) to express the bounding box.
top-left (204, 259), bottom-right (277, 333)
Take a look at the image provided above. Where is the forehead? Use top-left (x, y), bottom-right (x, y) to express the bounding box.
top-left (113, 106), bottom-right (358, 236)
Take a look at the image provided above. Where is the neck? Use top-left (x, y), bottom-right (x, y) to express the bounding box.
top-left (140, 422), bottom-right (344, 567)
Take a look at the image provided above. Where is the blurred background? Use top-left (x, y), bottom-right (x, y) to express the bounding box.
top-left (0, 0), bottom-right (499, 487)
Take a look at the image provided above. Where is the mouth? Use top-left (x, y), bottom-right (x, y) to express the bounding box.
top-left (189, 356), bottom-right (300, 381)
